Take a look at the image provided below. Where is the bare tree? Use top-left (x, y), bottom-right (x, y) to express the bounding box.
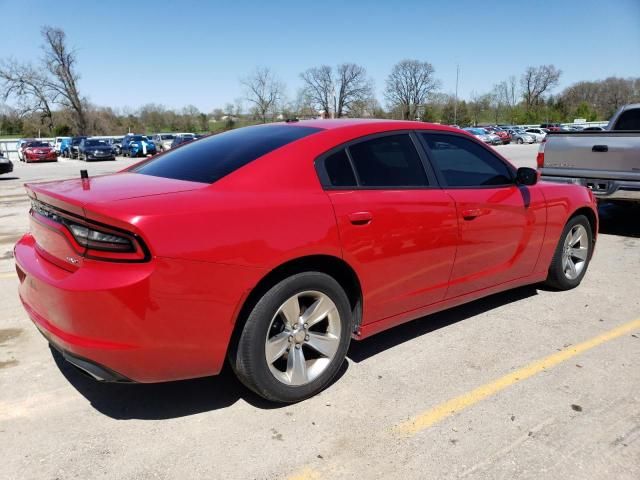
top-left (241, 67), bottom-right (284, 123)
top-left (384, 60), bottom-right (440, 120)
top-left (335, 63), bottom-right (373, 117)
top-left (300, 65), bottom-right (333, 117)
top-left (0, 59), bottom-right (55, 132)
top-left (40, 26), bottom-right (88, 134)
top-left (300, 63), bottom-right (373, 118)
top-left (521, 65), bottom-right (561, 110)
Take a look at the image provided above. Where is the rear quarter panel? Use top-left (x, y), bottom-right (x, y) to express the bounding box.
top-left (533, 182), bottom-right (598, 275)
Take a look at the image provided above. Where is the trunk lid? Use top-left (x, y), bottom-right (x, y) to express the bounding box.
top-left (25, 172), bottom-right (207, 270)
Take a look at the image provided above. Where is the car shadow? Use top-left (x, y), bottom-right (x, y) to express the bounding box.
top-left (348, 285), bottom-right (538, 363)
top-left (53, 286), bottom-right (537, 420)
top-left (598, 202), bottom-right (640, 238)
top-left (0, 176), bottom-right (19, 181)
top-left (51, 346), bottom-right (349, 420)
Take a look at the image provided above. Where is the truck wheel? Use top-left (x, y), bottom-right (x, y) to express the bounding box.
top-left (230, 272), bottom-right (352, 403)
top-left (545, 215), bottom-right (593, 290)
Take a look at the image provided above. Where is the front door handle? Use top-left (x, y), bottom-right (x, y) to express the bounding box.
top-left (348, 211), bottom-right (373, 225)
top-left (592, 145), bottom-right (608, 152)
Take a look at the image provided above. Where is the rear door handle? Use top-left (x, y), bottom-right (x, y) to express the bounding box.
top-left (592, 145), bottom-right (608, 152)
top-left (462, 208), bottom-right (489, 220)
top-left (348, 211), bottom-right (373, 225)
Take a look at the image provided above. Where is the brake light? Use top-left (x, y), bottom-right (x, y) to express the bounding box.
top-left (67, 223), bottom-right (134, 252)
top-left (30, 199), bottom-right (149, 262)
top-left (536, 138), bottom-right (546, 168)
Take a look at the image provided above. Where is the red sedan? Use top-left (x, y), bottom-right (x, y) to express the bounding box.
top-left (15, 120), bottom-right (598, 402)
top-left (22, 141), bottom-right (58, 163)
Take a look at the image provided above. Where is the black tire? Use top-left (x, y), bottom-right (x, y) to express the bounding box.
top-left (517, 138), bottom-right (523, 144)
top-left (230, 272), bottom-right (352, 403)
top-left (544, 214), bottom-right (593, 290)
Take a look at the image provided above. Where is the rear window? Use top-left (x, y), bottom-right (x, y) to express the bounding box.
top-left (133, 124), bottom-right (322, 183)
top-left (614, 108), bottom-right (640, 130)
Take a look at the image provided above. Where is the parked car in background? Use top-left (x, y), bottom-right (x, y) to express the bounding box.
top-left (15, 120), bottom-right (598, 403)
top-left (170, 133), bottom-right (196, 149)
top-left (109, 137), bottom-right (123, 156)
top-left (539, 103), bottom-right (640, 205)
top-left (21, 141), bottom-right (57, 163)
top-left (481, 129), bottom-right (502, 145)
top-left (152, 133), bottom-right (176, 152)
top-left (16, 139), bottom-right (36, 161)
top-left (583, 126), bottom-right (605, 131)
top-left (121, 134), bottom-right (157, 157)
top-left (484, 126), bottom-right (511, 145)
top-left (0, 151), bottom-right (13, 175)
top-left (540, 123), bottom-right (562, 132)
top-left (59, 138), bottom-right (72, 157)
top-left (463, 128), bottom-right (493, 144)
top-left (508, 129), bottom-right (535, 144)
top-left (78, 138), bottom-right (116, 161)
top-left (525, 128), bottom-right (547, 142)
top-left (69, 136), bottom-right (88, 159)
top-left (53, 136), bottom-right (71, 154)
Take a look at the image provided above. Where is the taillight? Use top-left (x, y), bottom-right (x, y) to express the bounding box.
top-left (67, 223), bottom-right (134, 252)
top-left (536, 138), bottom-right (546, 169)
top-left (30, 199), bottom-right (149, 262)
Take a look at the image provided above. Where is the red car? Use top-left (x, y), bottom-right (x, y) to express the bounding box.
top-left (14, 120), bottom-right (598, 402)
top-left (22, 141), bottom-right (58, 163)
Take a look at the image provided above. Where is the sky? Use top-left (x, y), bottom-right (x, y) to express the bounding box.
top-left (0, 0), bottom-right (639, 113)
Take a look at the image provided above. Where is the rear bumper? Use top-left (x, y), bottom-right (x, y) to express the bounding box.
top-left (14, 233), bottom-right (262, 382)
top-left (540, 175), bottom-right (640, 201)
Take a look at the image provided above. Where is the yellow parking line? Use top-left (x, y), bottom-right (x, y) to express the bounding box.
top-left (287, 467), bottom-right (322, 480)
top-left (0, 272), bottom-right (16, 279)
top-left (395, 317), bottom-right (640, 436)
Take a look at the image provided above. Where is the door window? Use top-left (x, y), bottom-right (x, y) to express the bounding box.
top-left (347, 134), bottom-right (428, 187)
top-left (421, 133), bottom-right (513, 187)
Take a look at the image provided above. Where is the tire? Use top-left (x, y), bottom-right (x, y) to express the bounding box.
top-left (230, 272), bottom-right (352, 403)
top-left (516, 138), bottom-right (523, 144)
top-left (544, 215), bottom-right (593, 290)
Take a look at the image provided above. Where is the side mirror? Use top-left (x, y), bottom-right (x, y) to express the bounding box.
top-left (516, 167), bottom-right (538, 186)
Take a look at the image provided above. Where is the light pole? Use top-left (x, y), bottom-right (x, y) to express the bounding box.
top-left (454, 64), bottom-right (459, 125)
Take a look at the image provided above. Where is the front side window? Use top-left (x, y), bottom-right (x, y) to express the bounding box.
top-left (421, 133), bottom-right (513, 187)
top-left (347, 134), bottom-right (428, 187)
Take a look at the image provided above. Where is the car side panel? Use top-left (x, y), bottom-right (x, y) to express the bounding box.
top-left (532, 182), bottom-right (598, 276)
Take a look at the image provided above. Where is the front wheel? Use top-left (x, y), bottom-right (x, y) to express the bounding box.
top-left (545, 215), bottom-right (593, 290)
top-left (230, 272), bottom-right (352, 403)
top-left (517, 138), bottom-right (523, 144)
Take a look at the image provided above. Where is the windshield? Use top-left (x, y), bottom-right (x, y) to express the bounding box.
top-left (86, 140), bottom-right (109, 147)
top-left (26, 141), bottom-right (50, 148)
top-left (161, 135), bottom-right (175, 140)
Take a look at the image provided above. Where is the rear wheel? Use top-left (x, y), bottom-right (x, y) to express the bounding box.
top-left (545, 215), bottom-right (593, 290)
top-left (230, 272), bottom-right (352, 403)
top-left (516, 138), bottom-right (523, 144)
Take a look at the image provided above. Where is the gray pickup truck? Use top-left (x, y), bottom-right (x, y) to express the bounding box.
top-left (539, 103), bottom-right (640, 203)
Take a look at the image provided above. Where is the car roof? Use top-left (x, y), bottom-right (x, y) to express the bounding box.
top-left (293, 118), bottom-right (462, 133)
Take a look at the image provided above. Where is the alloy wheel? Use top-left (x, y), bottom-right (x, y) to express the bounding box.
top-left (265, 291), bottom-right (341, 386)
top-left (561, 224), bottom-right (589, 280)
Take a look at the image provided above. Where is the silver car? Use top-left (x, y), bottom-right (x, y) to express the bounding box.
top-left (508, 129), bottom-right (536, 144)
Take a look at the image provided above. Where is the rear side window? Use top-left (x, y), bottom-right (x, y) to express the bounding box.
top-left (421, 133), bottom-right (513, 187)
top-left (133, 125), bottom-right (322, 183)
top-left (347, 134), bottom-right (428, 187)
top-left (324, 150), bottom-right (357, 187)
top-left (614, 109), bottom-right (640, 130)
